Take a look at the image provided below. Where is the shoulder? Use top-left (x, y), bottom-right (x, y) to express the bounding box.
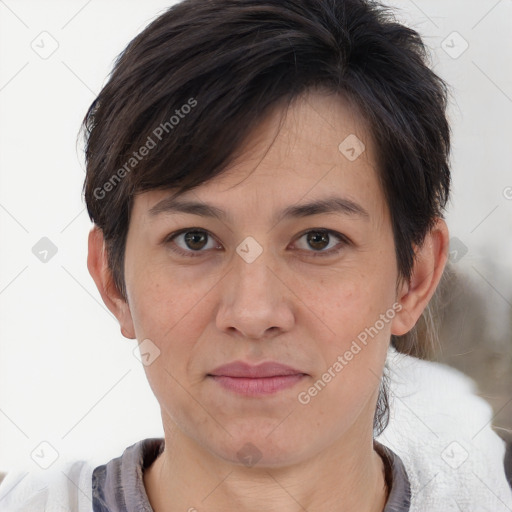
top-left (92, 437), bottom-right (164, 511)
top-left (0, 438), bottom-right (163, 512)
top-left (378, 347), bottom-right (512, 511)
top-left (0, 457), bottom-right (94, 512)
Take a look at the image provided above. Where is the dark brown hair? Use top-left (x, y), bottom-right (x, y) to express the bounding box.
top-left (81, 0), bottom-right (451, 435)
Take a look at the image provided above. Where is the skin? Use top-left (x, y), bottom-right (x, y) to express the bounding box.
top-left (88, 88), bottom-right (449, 512)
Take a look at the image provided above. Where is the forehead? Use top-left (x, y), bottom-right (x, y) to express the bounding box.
top-left (133, 88), bottom-right (387, 225)
top-left (223, 87), bottom-right (375, 174)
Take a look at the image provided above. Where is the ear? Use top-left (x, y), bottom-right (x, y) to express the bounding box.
top-left (391, 218), bottom-right (450, 336)
top-left (87, 225), bottom-right (136, 339)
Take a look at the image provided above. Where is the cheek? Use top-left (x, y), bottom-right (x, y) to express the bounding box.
top-left (299, 263), bottom-right (397, 340)
top-left (126, 256), bottom-right (211, 340)
top-left (125, 260), bottom-right (221, 393)
top-left (295, 273), bottom-right (394, 432)
top-left (127, 268), bottom-right (213, 425)
top-left (297, 260), bottom-right (397, 409)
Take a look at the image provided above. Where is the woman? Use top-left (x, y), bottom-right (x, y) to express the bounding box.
top-left (1, 0), bottom-right (510, 510)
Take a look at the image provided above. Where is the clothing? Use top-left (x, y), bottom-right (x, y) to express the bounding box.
top-left (0, 346), bottom-right (511, 511)
top-left (91, 437), bottom-right (411, 511)
top-left (375, 348), bottom-right (512, 510)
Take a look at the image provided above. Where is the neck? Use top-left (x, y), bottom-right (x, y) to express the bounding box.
top-left (144, 421), bottom-right (388, 512)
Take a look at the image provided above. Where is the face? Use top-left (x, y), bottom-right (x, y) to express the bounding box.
top-left (121, 89), bottom-right (405, 466)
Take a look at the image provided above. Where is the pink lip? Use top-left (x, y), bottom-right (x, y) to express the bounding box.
top-left (208, 361), bottom-right (307, 396)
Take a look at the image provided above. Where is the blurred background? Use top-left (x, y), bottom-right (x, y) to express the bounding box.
top-left (0, 0), bottom-right (511, 476)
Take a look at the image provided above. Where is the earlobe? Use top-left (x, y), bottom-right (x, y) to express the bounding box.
top-left (391, 218), bottom-right (450, 336)
top-left (87, 226), bottom-right (136, 339)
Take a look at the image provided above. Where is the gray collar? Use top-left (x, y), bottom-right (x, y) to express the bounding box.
top-left (92, 437), bottom-right (411, 511)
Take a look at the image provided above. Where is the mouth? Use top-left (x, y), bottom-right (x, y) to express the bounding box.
top-left (207, 361), bottom-right (308, 396)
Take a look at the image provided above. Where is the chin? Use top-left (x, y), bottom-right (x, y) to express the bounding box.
top-left (203, 422), bottom-right (316, 469)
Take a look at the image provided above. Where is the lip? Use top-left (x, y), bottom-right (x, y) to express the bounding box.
top-left (209, 361), bottom-right (306, 378)
top-left (207, 361), bottom-right (308, 396)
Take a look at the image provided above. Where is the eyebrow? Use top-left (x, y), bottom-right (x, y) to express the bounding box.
top-left (148, 195), bottom-right (369, 223)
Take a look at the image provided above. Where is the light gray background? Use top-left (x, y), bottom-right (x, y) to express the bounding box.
top-left (0, 0), bottom-right (511, 472)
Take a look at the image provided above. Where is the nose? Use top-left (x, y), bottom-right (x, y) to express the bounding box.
top-left (215, 241), bottom-right (295, 340)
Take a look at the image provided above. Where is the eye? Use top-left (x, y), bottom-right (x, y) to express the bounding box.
top-left (292, 229), bottom-right (349, 257)
top-left (164, 228), bottom-right (221, 257)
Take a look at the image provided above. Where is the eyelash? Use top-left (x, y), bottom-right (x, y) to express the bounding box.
top-left (162, 228), bottom-right (350, 259)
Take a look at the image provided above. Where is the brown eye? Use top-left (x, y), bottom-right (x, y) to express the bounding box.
top-left (293, 229), bottom-right (349, 257)
top-left (165, 228), bottom-right (221, 257)
top-left (183, 230), bottom-right (209, 250)
top-left (306, 231), bottom-right (330, 251)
